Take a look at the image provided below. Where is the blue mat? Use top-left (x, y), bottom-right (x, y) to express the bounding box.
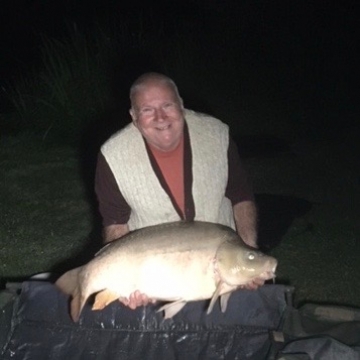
top-left (0, 281), bottom-right (287, 360)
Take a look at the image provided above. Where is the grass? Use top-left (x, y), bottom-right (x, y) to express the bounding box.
top-left (0, 134), bottom-right (95, 278)
top-left (246, 138), bottom-right (360, 308)
top-left (0, 131), bottom-right (358, 309)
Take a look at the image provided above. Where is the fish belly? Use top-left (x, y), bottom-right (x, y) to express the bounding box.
top-left (84, 249), bottom-right (217, 302)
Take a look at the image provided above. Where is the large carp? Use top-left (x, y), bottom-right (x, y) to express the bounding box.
top-left (56, 221), bottom-right (277, 322)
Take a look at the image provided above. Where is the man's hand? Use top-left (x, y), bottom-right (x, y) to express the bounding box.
top-left (241, 277), bottom-right (266, 290)
top-left (119, 290), bottom-right (156, 310)
top-left (233, 201), bottom-right (258, 248)
top-left (103, 224), bottom-right (129, 243)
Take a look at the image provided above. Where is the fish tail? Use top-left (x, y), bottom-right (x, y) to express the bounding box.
top-left (55, 267), bottom-right (85, 322)
top-left (55, 267), bottom-right (82, 295)
top-left (70, 292), bottom-right (86, 322)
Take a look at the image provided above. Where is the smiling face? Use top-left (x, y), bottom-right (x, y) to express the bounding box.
top-left (129, 79), bottom-right (185, 152)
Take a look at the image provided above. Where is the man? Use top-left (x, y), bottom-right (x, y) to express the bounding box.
top-left (95, 72), bottom-right (264, 309)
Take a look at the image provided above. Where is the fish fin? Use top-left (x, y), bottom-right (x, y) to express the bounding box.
top-left (55, 267), bottom-right (87, 322)
top-left (207, 282), bottom-right (223, 315)
top-left (157, 299), bottom-right (186, 319)
top-left (94, 242), bottom-right (112, 257)
top-left (220, 292), bottom-right (232, 313)
top-left (92, 289), bottom-right (119, 311)
top-left (55, 267), bottom-right (82, 295)
top-left (70, 291), bottom-right (87, 322)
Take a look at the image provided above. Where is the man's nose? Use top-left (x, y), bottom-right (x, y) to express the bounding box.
top-left (154, 107), bottom-right (166, 121)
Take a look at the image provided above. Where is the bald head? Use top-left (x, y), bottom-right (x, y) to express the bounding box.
top-left (129, 73), bottom-right (183, 109)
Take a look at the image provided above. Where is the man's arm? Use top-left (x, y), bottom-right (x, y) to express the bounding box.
top-left (226, 138), bottom-right (257, 247)
top-left (233, 200), bottom-right (265, 290)
top-left (103, 224), bottom-right (130, 243)
top-left (226, 138), bottom-right (264, 289)
top-left (233, 200), bottom-right (258, 248)
top-left (95, 152), bottom-right (132, 243)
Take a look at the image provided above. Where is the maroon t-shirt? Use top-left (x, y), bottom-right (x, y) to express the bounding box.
top-left (95, 125), bottom-right (254, 227)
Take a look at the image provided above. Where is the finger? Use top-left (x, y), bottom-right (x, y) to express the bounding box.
top-left (133, 290), bottom-right (147, 307)
top-left (118, 296), bottom-right (129, 306)
top-left (253, 278), bottom-right (265, 286)
top-left (141, 293), bottom-right (149, 305)
top-left (246, 283), bottom-right (258, 290)
top-left (133, 290), bottom-right (141, 299)
top-left (128, 292), bottom-right (139, 309)
top-left (244, 280), bottom-right (260, 290)
top-left (128, 298), bottom-right (137, 309)
top-left (136, 291), bottom-right (146, 306)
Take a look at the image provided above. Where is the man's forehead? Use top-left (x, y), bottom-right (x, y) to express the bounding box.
top-left (133, 82), bottom-right (178, 101)
top-left (138, 80), bottom-right (173, 93)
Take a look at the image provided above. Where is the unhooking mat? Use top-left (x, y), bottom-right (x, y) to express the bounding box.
top-left (1, 281), bottom-right (360, 359)
top-left (0, 281), bottom-right (288, 360)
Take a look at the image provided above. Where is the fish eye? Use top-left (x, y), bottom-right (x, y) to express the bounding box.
top-left (248, 252), bottom-right (255, 260)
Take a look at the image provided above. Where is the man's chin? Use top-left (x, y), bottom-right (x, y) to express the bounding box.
top-left (155, 141), bottom-right (178, 152)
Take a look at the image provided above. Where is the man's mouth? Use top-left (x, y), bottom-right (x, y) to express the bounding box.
top-left (156, 125), bottom-right (171, 131)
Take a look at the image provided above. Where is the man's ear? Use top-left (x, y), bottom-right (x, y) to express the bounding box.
top-left (129, 108), bottom-right (137, 127)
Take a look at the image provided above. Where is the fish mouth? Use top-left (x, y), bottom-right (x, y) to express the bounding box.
top-left (258, 271), bottom-right (276, 280)
top-left (258, 264), bottom-right (277, 281)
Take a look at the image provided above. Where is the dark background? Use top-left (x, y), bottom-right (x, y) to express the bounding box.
top-left (0, 0), bottom-right (358, 140)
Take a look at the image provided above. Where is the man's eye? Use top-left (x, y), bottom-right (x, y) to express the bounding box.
top-left (141, 108), bottom-right (153, 114)
top-left (163, 103), bottom-right (174, 109)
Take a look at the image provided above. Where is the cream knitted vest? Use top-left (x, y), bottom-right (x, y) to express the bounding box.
top-left (101, 109), bottom-right (235, 230)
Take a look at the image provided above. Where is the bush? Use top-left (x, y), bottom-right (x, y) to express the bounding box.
top-left (5, 25), bottom-right (118, 142)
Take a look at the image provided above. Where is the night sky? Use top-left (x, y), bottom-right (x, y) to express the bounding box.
top-left (0, 0), bottom-right (358, 141)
